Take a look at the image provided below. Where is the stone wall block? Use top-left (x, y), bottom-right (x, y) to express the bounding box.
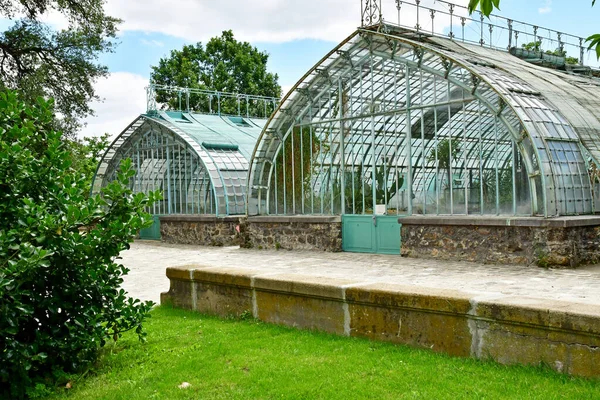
top-left (160, 216), bottom-right (242, 247)
top-left (400, 217), bottom-right (600, 267)
top-left (240, 217), bottom-right (342, 252)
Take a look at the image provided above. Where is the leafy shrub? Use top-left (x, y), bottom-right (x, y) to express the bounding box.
top-left (0, 90), bottom-right (160, 398)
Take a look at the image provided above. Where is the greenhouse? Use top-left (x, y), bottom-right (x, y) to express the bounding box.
top-left (247, 1), bottom-right (600, 256)
top-left (93, 85), bottom-right (278, 239)
top-left (93, 0), bottom-right (600, 263)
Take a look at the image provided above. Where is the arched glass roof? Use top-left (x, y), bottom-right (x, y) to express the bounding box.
top-left (248, 25), bottom-right (600, 218)
top-left (94, 111), bottom-right (266, 216)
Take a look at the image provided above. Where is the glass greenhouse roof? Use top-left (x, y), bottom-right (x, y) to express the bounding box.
top-left (248, 24), bottom-right (600, 218)
top-left (94, 111), bottom-right (267, 216)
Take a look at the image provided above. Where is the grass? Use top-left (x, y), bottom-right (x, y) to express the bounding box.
top-left (47, 306), bottom-right (600, 400)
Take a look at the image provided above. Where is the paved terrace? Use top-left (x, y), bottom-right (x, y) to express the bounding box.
top-left (121, 240), bottom-right (600, 307)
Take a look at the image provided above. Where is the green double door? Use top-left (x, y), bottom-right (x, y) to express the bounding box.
top-left (139, 215), bottom-right (161, 240)
top-left (342, 215), bottom-right (401, 255)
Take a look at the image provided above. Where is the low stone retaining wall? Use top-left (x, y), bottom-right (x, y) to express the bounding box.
top-left (159, 215), bottom-right (342, 252)
top-left (159, 215), bottom-right (241, 246)
top-left (162, 266), bottom-right (600, 378)
top-left (239, 216), bottom-right (342, 252)
top-left (400, 216), bottom-right (600, 268)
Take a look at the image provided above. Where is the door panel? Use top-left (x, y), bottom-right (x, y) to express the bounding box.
top-left (342, 215), bottom-right (375, 253)
top-left (139, 215), bottom-right (161, 240)
top-left (375, 216), bottom-right (402, 254)
top-left (342, 215), bottom-right (400, 254)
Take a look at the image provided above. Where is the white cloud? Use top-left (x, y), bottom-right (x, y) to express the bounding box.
top-left (78, 0), bottom-right (472, 139)
top-left (79, 72), bottom-right (148, 139)
top-left (105, 0), bottom-right (470, 44)
top-left (539, 0), bottom-right (552, 14)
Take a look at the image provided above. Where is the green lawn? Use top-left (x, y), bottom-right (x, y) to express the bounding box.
top-left (47, 306), bottom-right (600, 399)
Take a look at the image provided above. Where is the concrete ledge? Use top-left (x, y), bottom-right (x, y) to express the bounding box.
top-left (247, 215), bottom-right (342, 224)
top-left (160, 214), bottom-right (241, 223)
top-left (345, 283), bottom-right (473, 314)
top-left (399, 215), bottom-right (600, 228)
top-left (162, 266), bottom-right (600, 377)
top-left (254, 274), bottom-right (356, 300)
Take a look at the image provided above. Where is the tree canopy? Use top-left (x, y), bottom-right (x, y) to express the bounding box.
top-left (468, 0), bottom-right (600, 59)
top-left (0, 0), bottom-right (120, 137)
top-left (521, 41), bottom-right (579, 65)
top-left (150, 30), bottom-right (281, 113)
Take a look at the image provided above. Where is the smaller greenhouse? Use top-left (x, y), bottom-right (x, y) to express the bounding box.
top-left (92, 86), bottom-right (278, 238)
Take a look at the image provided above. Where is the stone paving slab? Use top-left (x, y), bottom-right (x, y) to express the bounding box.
top-left (120, 240), bottom-right (600, 307)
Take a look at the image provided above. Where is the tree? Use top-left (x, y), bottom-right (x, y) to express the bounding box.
top-left (64, 134), bottom-right (110, 194)
top-left (468, 0), bottom-right (600, 59)
top-left (0, 0), bottom-right (120, 137)
top-left (521, 41), bottom-right (579, 65)
top-left (150, 30), bottom-right (281, 114)
top-left (0, 91), bottom-right (159, 398)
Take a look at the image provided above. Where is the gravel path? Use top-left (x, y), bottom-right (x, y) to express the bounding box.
top-left (120, 240), bottom-right (600, 307)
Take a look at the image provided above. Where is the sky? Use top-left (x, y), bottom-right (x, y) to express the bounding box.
top-left (4, 0), bottom-right (599, 138)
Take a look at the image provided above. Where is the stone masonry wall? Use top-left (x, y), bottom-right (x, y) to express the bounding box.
top-left (400, 216), bottom-right (600, 268)
top-left (240, 216), bottom-right (342, 252)
top-left (160, 215), bottom-right (241, 246)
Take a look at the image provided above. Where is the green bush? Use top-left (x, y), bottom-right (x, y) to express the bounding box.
top-left (0, 90), bottom-right (160, 398)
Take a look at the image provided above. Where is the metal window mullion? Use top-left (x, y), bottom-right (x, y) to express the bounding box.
top-left (420, 69), bottom-right (426, 215)
top-left (395, 63), bottom-right (401, 216)
top-left (201, 160), bottom-right (206, 214)
top-left (434, 77), bottom-right (440, 215)
top-left (310, 109), bottom-right (315, 214)
top-left (166, 138), bottom-right (172, 214)
top-left (191, 156), bottom-right (195, 214)
top-left (195, 157), bottom-right (200, 214)
top-left (191, 157), bottom-right (196, 214)
top-left (283, 136), bottom-right (287, 215)
top-left (406, 65), bottom-right (413, 216)
top-left (135, 141), bottom-right (141, 196)
top-left (184, 149), bottom-right (189, 214)
top-left (381, 65), bottom-right (388, 213)
top-left (447, 81), bottom-right (453, 215)
top-left (478, 101), bottom-right (484, 215)
top-left (291, 123), bottom-right (296, 214)
top-left (318, 126), bottom-right (324, 214)
top-left (566, 144), bottom-right (583, 214)
top-left (350, 76), bottom-right (356, 215)
top-left (153, 137), bottom-right (159, 215)
top-left (300, 124), bottom-right (305, 214)
top-left (200, 161), bottom-right (204, 214)
top-left (370, 53), bottom-right (377, 215)
top-left (561, 144), bottom-right (574, 215)
top-left (274, 146), bottom-right (279, 215)
top-left (360, 64), bottom-right (366, 214)
top-left (160, 137), bottom-right (165, 215)
top-left (462, 93), bottom-right (467, 215)
top-left (572, 145), bottom-right (588, 214)
top-left (329, 90), bottom-right (335, 215)
top-left (512, 140), bottom-right (517, 215)
top-left (339, 79), bottom-right (346, 215)
top-left (178, 144), bottom-right (183, 214)
top-left (494, 116), bottom-right (500, 215)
